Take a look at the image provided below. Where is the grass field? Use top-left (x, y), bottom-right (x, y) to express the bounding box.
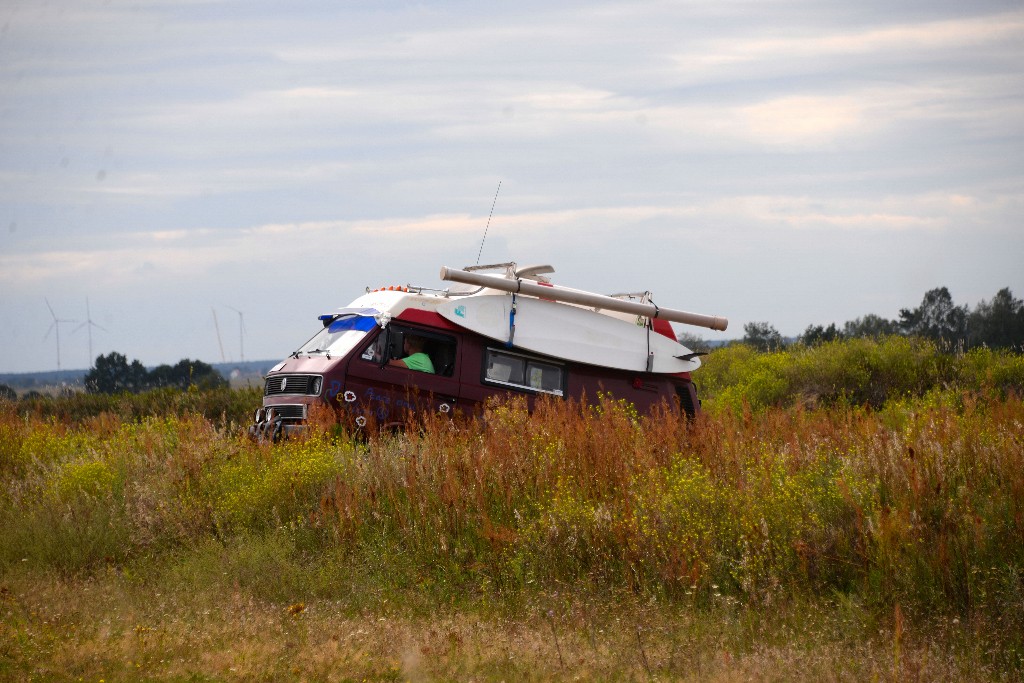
top-left (2, 337), bottom-right (1023, 681)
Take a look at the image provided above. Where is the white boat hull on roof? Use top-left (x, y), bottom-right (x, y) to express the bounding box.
top-left (437, 294), bottom-right (700, 373)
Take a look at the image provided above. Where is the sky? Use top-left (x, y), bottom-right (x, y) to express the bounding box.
top-left (1, 0), bottom-right (1022, 374)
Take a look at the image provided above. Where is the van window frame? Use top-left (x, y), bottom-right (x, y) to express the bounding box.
top-left (358, 324), bottom-right (459, 378)
top-left (482, 347), bottom-right (566, 397)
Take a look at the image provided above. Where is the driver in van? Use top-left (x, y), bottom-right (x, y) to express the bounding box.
top-left (388, 335), bottom-right (435, 374)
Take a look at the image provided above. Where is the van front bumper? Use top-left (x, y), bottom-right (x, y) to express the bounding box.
top-left (249, 405), bottom-right (308, 441)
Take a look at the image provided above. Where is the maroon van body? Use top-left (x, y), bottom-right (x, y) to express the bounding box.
top-left (251, 298), bottom-right (700, 439)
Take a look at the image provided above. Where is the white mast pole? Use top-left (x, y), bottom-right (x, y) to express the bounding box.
top-left (440, 266), bottom-right (729, 332)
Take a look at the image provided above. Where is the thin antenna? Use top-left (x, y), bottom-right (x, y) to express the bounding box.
top-left (212, 308), bottom-right (226, 362)
top-left (43, 298), bottom-right (76, 372)
top-left (475, 180), bottom-right (501, 266)
top-left (227, 306), bottom-right (246, 362)
top-left (73, 297), bottom-right (107, 369)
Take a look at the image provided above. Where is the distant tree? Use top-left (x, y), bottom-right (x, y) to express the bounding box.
top-left (0, 383), bottom-right (15, 402)
top-left (85, 352), bottom-right (149, 394)
top-left (743, 321), bottom-right (784, 352)
top-left (149, 359), bottom-right (227, 390)
top-left (842, 314), bottom-right (900, 339)
top-left (967, 287), bottom-right (1024, 350)
top-left (898, 287), bottom-right (968, 345)
top-left (677, 331), bottom-right (711, 353)
top-left (86, 353), bottom-right (227, 394)
top-left (800, 323), bottom-right (842, 346)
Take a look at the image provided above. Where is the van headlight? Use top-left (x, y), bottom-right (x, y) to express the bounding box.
top-left (311, 377), bottom-right (323, 395)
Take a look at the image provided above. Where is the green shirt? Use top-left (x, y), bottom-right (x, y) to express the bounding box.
top-left (402, 352), bottom-right (435, 374)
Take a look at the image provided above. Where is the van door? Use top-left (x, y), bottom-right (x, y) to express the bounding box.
top-left (342, 323), bottom-right (462, 426)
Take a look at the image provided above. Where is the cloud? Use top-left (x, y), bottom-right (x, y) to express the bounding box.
top-left (726, 197), bottom-right (944, 231)
top-left (738, 96), bottom-right (866, 146)
top-left (1, 193), bottom-right (982, 291)
top-left (84, 161), bottom-right (358, 200)
top-left (661, 11), bottom-right (1024, 148)
top-left (678, 11), bottom-right (1024, 69)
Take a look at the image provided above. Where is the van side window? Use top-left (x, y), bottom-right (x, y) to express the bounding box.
top-left (361, 326), bottom-right (458, 378)
top-left (484, 348), bottom-right (564, 396)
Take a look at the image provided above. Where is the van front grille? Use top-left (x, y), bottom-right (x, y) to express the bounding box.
top-left (265, 374), bottom-right (319, 396)
top-left (266, 404), bottom-right (306, 420)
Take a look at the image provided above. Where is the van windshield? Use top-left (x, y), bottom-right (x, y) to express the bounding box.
top-left (295, 314), bottom-right (378, 359)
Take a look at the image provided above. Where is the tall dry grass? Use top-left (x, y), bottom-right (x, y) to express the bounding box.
top-left (2, 339), bottom-right (1023, 678)
top-left (2, 389), bottom-right (1021, 618)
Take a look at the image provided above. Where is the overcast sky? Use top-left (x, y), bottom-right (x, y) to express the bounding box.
top-left (2, 0), bottom-right (1022, 374)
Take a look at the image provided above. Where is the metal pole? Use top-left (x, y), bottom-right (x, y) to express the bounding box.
top-left (440, 266), bottom-right (728, 331)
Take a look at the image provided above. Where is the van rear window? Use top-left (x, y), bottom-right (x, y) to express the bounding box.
top-left (484, 349), bottom-right (564, 396)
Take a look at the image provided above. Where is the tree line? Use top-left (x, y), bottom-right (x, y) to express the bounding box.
top-left (83, 352), bottom-right (227, 394)
top-left (0, 353), bottom-right (228, 399)
top-left (3, 286), bottom-right (1020, 401)
top-left (739, 286), bottom-right (1024, 352)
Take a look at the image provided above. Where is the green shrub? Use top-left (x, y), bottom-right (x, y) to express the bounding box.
top-left (49, 459), bottom-right (119, 501)
top-left (208, 434), bottom-right (349, 532)
top-left (700, 336), bottom-right (1024, 413)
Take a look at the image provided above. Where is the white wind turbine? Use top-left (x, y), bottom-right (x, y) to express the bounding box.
top-left (212, 308), bottom-right (226, 363)
top-left (43, 299), bottom-right (77, 371)
top-left (73, 297), bottom-right (107, 369)
top-left (226, 305), bottom-right (247, 362)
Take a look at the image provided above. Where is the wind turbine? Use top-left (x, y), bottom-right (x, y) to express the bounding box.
top-left (226, 306), bottom-right (246, 362)
top-left (43, 299), bottom-right (77, 371)
top-left (212, 308), bottom-right (226, 363)
top-left (73, 297), bottom-right (107, 369)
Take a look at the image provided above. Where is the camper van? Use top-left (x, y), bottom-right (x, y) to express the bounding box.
top-left (250, 263), bottom-right (728, 438)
